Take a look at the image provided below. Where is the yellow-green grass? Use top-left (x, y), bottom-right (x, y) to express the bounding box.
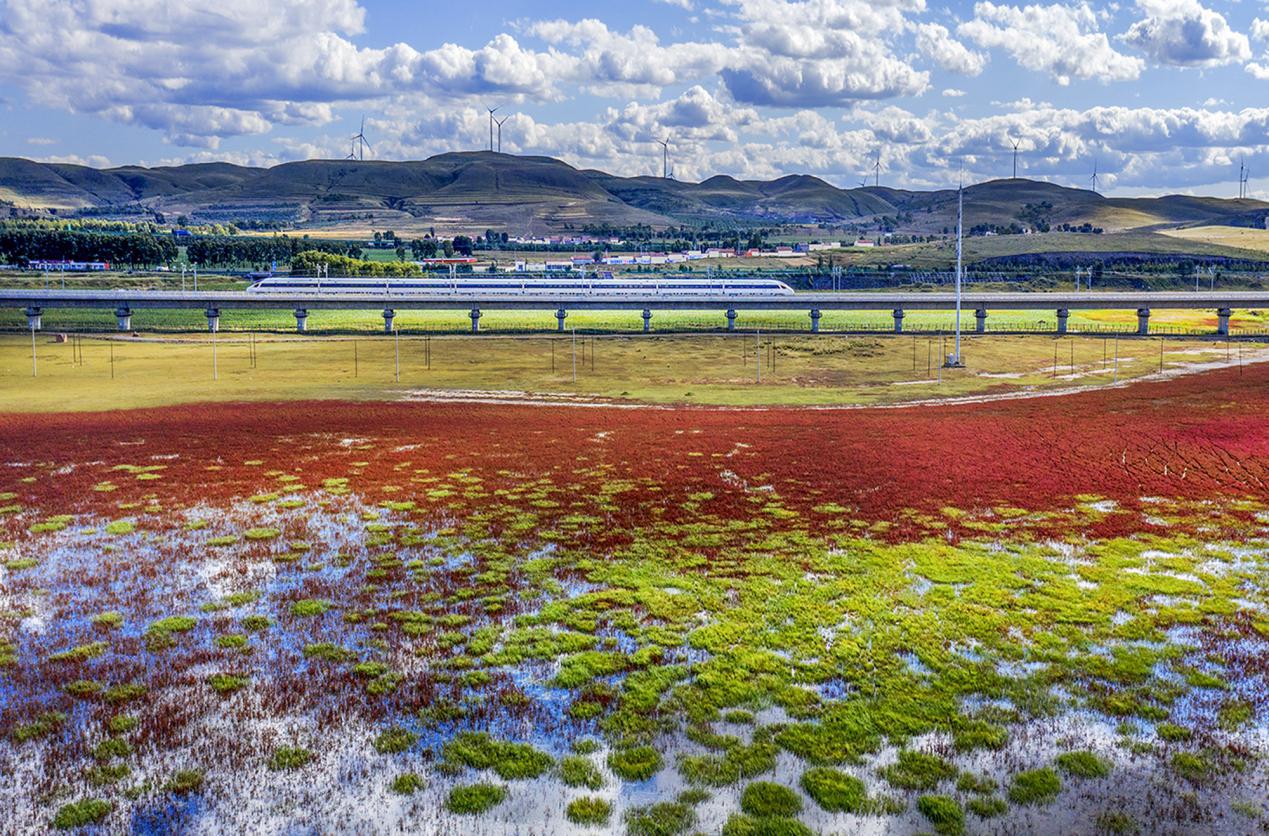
top-left (0, 331), bottom-right (1251, 413)
top-left (0, 306), bottom-right (1259, 335)
top-left (1161, 225), bottom-right (1269, 253)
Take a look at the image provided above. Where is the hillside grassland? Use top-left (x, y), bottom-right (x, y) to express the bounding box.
top-left (1162, 225), bottom-right (1269, 253)
top-left (0, 366), bottom-right (1265, 833)
top-left (1, 332), bottom-right (1263, 413)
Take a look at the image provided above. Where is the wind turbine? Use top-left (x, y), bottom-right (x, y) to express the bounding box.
top-left (1239, 158), bottom-right (1250, 199)
top-left (346, 140), bottom-right (357, 161)
top-left (487, 106), bottom-right (499, 152)
top-left (656, 136), bottom-right (671, 179)
top-left (873, 150), bottom-right (882, 188)
top-left (1009, 136), bottom-right (1021, 179)
top-left (1089, 160), bottom-right (1099, 194)
top-left (352, 116), bottom-right (370, 161)
top-left (859, 176), bottom-right (869, 188)
top-left (494, 115), bottom-right (510, 153)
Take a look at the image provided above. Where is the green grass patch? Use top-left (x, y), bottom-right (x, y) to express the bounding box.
top-left (1055, 750), bottom-right (1111, 779)
top-left (446, 783), bottom-right (507, 815)
top-left (740, 782), bottom-right (802, 818)
top-left (52, 798), bottom-right (111, 829)
top-left (1008, 767), bottom-right (1061, 805)
top-left (565, 796), bottom-right (613, 827)
top-left (801, 767), bottom-right (867, 813)
top-left (917, 794), bottom-right (965, 836)
top-left (608, 745), bottom-right (663, 782)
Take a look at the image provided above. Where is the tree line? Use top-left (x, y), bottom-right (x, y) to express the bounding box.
top-left (0, 227), bottom-right (177, 267)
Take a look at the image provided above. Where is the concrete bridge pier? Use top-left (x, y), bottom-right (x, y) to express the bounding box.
top-left (1056, 308), bottom-right (1070, 335)
top-left (556, 308), bottom-right (567, 332)
top-left (642, 309), bottom-right (652, 333)
top-left (205, 308), bottom-right (220, 333)
top-left (892, 308), bottom-right (905, 333)
top-left (115, 307), bottom-right (132, 331)
top-left (470, 308), bottom-right (481, 333)
top-left (809, 309), bottom-right (822, 333)
top-left (294, 309), bottom-right (308, 333)
top-left (382, 309), bottom-right (396, 333)
top-left (1137, 308), bottom-right (1151, 336)
top-left (24, 306), bottom-right (42, 331)
top-left (975, 308), bottom-right (987, 333)
top-left (726, 309), bottom-right (737, 331)
top-left (1217, 307), bottom-right (1232, 336)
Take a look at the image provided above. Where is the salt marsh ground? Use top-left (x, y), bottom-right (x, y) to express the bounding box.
top-left (0, 352), bottom-right (1265, 834)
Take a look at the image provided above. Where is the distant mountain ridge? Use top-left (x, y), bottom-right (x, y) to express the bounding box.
top-left (1, 152), bottom-right (1265, 235)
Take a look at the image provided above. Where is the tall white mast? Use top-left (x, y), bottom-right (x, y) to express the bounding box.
top-left (952, 179), bottom-right (963, 365)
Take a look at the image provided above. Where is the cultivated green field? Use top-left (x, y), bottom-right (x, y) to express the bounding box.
top-left (1, 331), bottom-right (1259, 413)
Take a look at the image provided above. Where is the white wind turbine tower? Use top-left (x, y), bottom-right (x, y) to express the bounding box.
top-left (656, 136), bottom-right (672, 179)
top-left (873, 150), bottom-right (882, 188)
top-left (487, 106), bottom-right (499, 151)
top-left (1089, 159), bottom-right (1099, 193)
top-left (495, 115), bottom-right (510, 153)
top-left (1009, 136), bottom-right (1021, 179)
top-left (352, 117), bottom-right (371, 161)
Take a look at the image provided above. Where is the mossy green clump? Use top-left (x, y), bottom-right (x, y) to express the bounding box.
top-left (560, 754), bottom-right (604, 789)
top-left (625, 801), bottom-right (694, 836)
top-left (740, 782), bottom-right (802, 818)
top-left (571, 738), bottom-right (601, 755)
top-left (241, 614), bottom-right (273, 632)
top-left (104, 520), bottom-right (135, 536)
top-left (244, 527), bottom-right (281, 540)
top-left (967, 796), bottom-right (1008, 818)
top-left (86, 763), bottom-right (130, 786)
top-left (917, 794), bottom-right (965, 836)
top-left (800, 767), bottom-right (866, 813)
top-left (441, 732), bottom-right (552, 779)
top-left (92, 737), bottom-right (131, 762)
top-left (390, 772), bottom-right (426, 795)
top-left (91, 611), bottom-right (124, 629)
top-left (13, 710), bottom-right (66, 743)
top-left (721, 813), bottom-right (814, 836)
top-left (107, 715), bottom-right (139, 734)
top-left (49, 641), bottom-right (108, 662)
top-left (446, 782), bottom-right (507, 814)
top-left (166, 769), bottom-right (205, 794)
top-left (608, 745), bottom-right (663, 782)
top-left (215, 634), bottom-right (249, 650)
top-left (1055, 750), bottom-right (1112, 779)
top-left (952, 719), bottom-right (1008, 752)
top-left (302, 642), bottom-right (354, 662)
top-left (1008, 767), bottom-right (1061, 805)
top-left (145, 615), bottom-right (197, 650)
top-left (290, 598), bottom-right (332, 617)
top-left (52, 798), bottom-right (111, 829)
top-left (64, 679), bottom-right (103, 698)
top-left (565, 796), bottom-right (613, 827)
top-left (268, 745), bottom-right (314, 771)
top-left (1169, 751), bottom-right (1213, 783)
top-left (207, 673), bottom-right (248, 694)
top-left (879, 750), bottom-right (957, 790)
top-left (373, 726), bottom-right (418, 754)
top-left (1155, 722), bottom-right (1191, 742)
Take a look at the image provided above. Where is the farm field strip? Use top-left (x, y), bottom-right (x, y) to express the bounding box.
top-left (2, 333), bottom-right (1265, 413)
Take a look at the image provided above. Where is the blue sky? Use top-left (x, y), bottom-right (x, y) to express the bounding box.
top-left (1, 0), bottom-right (1267, 196)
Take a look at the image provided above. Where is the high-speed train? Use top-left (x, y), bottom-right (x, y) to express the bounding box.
top-left (246, 275), bottom-right (796, 297)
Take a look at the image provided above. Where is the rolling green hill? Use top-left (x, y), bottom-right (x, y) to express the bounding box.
top-left (2, 153), bottom-right (1266, 239)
